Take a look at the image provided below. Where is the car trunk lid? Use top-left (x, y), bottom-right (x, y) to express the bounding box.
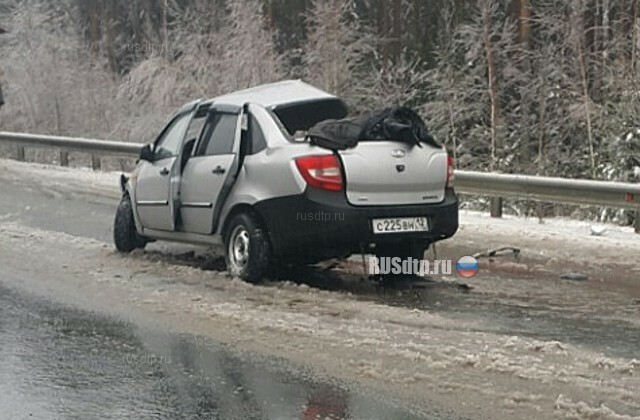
top-left (338, 141), bottom-right (447, 206)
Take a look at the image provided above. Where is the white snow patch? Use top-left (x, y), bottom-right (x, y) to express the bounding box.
top-left (554, 395), bottom-right (640, 420)
top-left (0, 158), bottom-right (121, 199)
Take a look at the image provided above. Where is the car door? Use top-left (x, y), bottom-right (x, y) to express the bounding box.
top-left (135, 112), bottom-right (193, 231)
top-left (180, 105), bottom-right (242, 235)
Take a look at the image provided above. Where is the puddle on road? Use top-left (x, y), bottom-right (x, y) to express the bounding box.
top-left (0, 284), bottom-right (439, 420)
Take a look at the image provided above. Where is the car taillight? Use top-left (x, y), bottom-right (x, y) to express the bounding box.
top-left (295, 155), bottom-right (344, 192)
top-left (446, 155), bottom-right (455, 189)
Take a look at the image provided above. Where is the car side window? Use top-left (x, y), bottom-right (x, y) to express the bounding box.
top-left (154, 113), bottom-right (191, 160)
top-left (185, 114), bottom-right (207, 144)
top-left (248, 114), bottom-right (267, 155)
top-left (196, 112), bottom-right (239, 156)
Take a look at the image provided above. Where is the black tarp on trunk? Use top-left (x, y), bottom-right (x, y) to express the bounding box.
top-left (308, 107), bottom-right (440, 151)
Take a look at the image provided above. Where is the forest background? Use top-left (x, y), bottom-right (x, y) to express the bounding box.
top-left (1, 0), bottom-right (639, 220)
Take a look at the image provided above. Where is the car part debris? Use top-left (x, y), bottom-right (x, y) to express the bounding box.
top-left (472, 246), bottom-right (521, 260)
top-left (590, 225), bottom-right (607, 236)
top-left (560, 272), bottom-right (588, 281)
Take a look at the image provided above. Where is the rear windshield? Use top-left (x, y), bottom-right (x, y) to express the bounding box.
top-left (272, 98), bottom-right (348, 139)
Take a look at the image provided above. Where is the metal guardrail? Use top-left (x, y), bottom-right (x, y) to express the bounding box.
top-left (1, 131), bottom-right (639, 212)
top-left (0, 131), bottom-right (143, 155)
top-left (456, 171), bottom-right (640, 210)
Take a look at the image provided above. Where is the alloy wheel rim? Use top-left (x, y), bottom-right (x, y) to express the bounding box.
top-left (229, 226), bottom-right (250, 274)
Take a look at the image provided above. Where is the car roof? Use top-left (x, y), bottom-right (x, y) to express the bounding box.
top-left (211, 80), bottom-right (337, 109)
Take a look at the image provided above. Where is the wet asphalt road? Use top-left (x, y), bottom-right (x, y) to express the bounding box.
top-left (0, 179), bottom-right (116, 243)
top-left (0, 177), bottom-right (450, 419)
top-left (1, 163), bottom-right (639, 419)
top-left (0, 281), bottom-right (432, 420)
top-left (1, 168), bottom-right (639, 363)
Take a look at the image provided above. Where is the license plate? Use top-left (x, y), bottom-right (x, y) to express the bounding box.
top-left (372, 217), bottom-right (429, 234)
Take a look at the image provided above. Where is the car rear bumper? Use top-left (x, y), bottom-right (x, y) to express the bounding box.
top-left (254, 188), bottom-right (459, 262)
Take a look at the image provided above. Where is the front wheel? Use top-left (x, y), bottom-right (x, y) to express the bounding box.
top-left (114, 195), bottom-right (147, 253)
top-left (224, 212), bottom-right (272, 284)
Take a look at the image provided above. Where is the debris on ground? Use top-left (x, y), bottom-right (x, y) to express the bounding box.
top-left (590, 225), bottom-right (607, 236)
top-left (560, 272), bottom-right (589, 281)
top-left (472, 246), bottom-right (521, 260)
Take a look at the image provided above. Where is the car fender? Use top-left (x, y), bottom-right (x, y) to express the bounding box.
top-left (216, 193), bottom-right (261, 236)
top-left (119, 171), bottom-right (145, 235)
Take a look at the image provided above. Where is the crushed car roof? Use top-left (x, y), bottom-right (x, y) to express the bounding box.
top-left (212, 80), bottom-right (337, 109)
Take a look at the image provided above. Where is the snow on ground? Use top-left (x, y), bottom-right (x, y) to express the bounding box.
top-left (461, 209), bottom-right (636, 244)
top-left (0, 219), bottom-right (639, 419)
top-left (0, 157), bottom-right (121, 200)
top-left (437, 209), bottom-right (640, 270)
top-left (2, 156), bottom-right (639, 267)
top-left (1, 158), bottom-right (640, 418)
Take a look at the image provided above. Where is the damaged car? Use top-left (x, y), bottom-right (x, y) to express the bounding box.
top-left (114, 80), bottom-right (458, 283)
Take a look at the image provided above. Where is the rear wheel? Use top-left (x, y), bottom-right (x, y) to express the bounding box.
top-left (114, 195), bottom-right (147, 253)
top-left (224, 212), bottom-right (272, 284)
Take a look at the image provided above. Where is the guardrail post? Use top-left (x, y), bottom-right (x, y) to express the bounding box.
top-left (16, 146), bottom-right (25, 161)
top-left (59, 151), bottom-right (69, 167)
top-left (91, 154), bottom-right (101, 171)
top-left (490, 197), bottom-right (503, 218)
top-left (635, 211), bottom-right (640, 234)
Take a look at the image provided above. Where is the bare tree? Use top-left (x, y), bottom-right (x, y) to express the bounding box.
top-left (571, 0), bottom-right (597, 176)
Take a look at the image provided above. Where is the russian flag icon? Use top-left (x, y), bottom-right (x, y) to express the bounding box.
top-left (456, 256), bottom-right (479, 278)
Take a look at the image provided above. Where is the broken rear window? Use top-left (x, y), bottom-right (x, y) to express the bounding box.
top-left (272, 98), bottom-right (348, 139)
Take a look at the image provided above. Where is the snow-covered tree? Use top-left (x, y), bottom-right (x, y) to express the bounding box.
top-left (0, 0), bottom-right (118, 139)
top-left (302, 0), bottom-right (376, 110)
top-left (219, 0), bottom-right (283, 91)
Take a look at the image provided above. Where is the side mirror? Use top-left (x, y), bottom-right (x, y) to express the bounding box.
top-left (139, 144), bottom-right (153, 162)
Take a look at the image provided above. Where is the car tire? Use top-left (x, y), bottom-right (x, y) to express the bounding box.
top-left (114, 195), bottom-right (147, 253)
top-left (224, 212), bottom-right (272, 284)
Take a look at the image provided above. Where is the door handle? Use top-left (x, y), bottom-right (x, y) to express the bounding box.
top-left (212, 166), bottom-right (226, 175)
top-left (159, 168), bottom-right (170, 176)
